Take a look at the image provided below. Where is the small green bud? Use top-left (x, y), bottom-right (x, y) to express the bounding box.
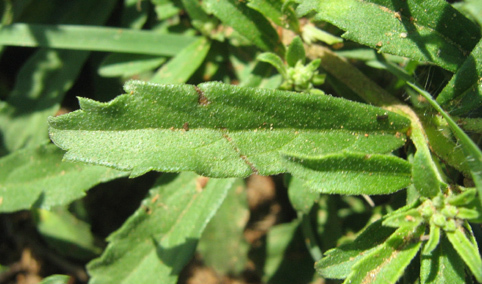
top-left (432, 195), bottom-right (444, 208)
top-left (431, 213), bottom-right (446, 227)
top-left (421, 204), bottom-right (433, 218)
top-left (444, 219), bottom-right (456, 232)
top-left (441, 205), bottom-right (457, 218)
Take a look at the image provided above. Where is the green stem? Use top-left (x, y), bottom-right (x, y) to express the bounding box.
top-left (300, 213), bottom-right (323, 261)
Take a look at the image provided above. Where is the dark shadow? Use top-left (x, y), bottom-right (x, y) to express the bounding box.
top-left (266, 224), bottom-right (315, 284)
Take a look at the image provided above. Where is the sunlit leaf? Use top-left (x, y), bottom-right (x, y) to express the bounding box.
top-left (49, 81), bottom-right (410, 178)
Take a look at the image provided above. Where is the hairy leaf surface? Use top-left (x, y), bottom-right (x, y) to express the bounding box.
top-left (296, 0), bottom-right (480, 72)
top-left (0, 144), bottom-right (127, 213)
top-left (315, 219), bottom-right (395, 279)
top-left (346, 223), bottom-right (424, 284)
top-left (87, 173), bottom-right (234, 284)
top-left (49, 81), bottom-right (410, 178)
top-left (283, 153), bottom-right (412, 195)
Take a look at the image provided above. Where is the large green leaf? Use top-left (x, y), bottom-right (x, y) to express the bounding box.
top-left (0, 144), bottom-right (127, 213)
top-left (296, 0), bottom-right (480, 72)
top-left (87, 173), bottom-right (234, 284)
top-left (49, 81), bottom-right (410, 178)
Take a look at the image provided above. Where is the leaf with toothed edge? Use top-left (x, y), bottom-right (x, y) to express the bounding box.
top-left (48, 80), bottom-right (410, 178)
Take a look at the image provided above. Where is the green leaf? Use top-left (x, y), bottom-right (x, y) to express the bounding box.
top-left (446, 225), bottom-right (482, 282)
top-left (247, 0), bottom-right (301, 33)
top-left (0, 144), bottom-right (128, 213)
top-left (412, 145), bottom-right (442, 197)
top-left (38, 275), bottom-right (71, 284)
top-left (286, 36), bottom-right (305, 67)
top-left (33, 207), bottom-right (102, 261)
top-left (346, 223), bottom-right (424, 284)
top-left (0, 23), bottom-right (198, 56)
top-left (258, 52), bottom-right (287, 77)
top-left (422, 224), bottom-right (441, 255)
top-left (382, 208), bottom-right (423, 228)
top-left (447, 188), bottom-right (477, 206)
top-left (197, 178), bottom-right (249, 275)
top-left (315, 219), bottom-right (396, 279)
top-left (264, 221), bottom-right (315, 284)
top-left (0, 0), bottom-right (118, 154)
top-left (87, 173), bottom-right (234, 284)
top-left (120, 0), bottom-right (149, 29)
top-left (421, 235), bottom-right (466, 284)
top-left (437, 39), bottom-right (482, 115)
top-left (296, 0), bottom-right (480, 72)
top-left (0, 49), bottom-right (89, 153)
top-left (49, 81), bottom-right (410, 178)
top-left (287, 175), bottom-right (319, 214)
top-left (406, 81), bottom-right (482, 207)
top-left (98, 54), bottom-right (166, 78)
top-left (283, 152), bottom-right (412, 195)
top-left (150, 37), bottom-right (211, 84)
top-left (203, 0), bottom-right (283, 53)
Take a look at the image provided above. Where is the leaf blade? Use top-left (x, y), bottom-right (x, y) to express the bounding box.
top-left (87, 173), bottom-right (234, 284)
top-left (296, 0), bottom-right (480, 72)
top-left (283, 152), bottom-right (412, 195)
top-left (49, 81), bottom-right (410, 178)
top-left (0, 144), bottom-right (127, 213)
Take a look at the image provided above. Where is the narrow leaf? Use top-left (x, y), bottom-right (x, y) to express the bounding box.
top-left (296, 0), bottom-right (480, 72)
top-left (0, 0), bottom-right (117, 153)
top-left (49, 81), bottom-right (410, 178)
top-left (0, 144), bottom-right (128, 213)
top-left (446, 225), bottom-right (482, 282)
top-left (258, 52), bottom-right (287, 77)
top-left (346, 224), bottom-right (424, 284)
top-left (421, 235), bottom-right (466, 284)
top-left (0, 23), bottom-right (198, 56)
top-left (286, 36), bottom-right (305, 67)
top-left (315, 219), bottom-right (396, 279)
top-left (151, 37), bottom-right (211, 84)
top-left (437, 39), bottom-right (482, 115)
top-left (407, 81), bottom-right (482, 206)
top-left (33, 207), bottom-right (102, 260)
top-left (98, 54), bottom-right (166, 78)
top-left (283, 152), bottom-right (412, 195)
top-left (422, 224), bottom-right (441, 255)
top-left (203, 0), bottom-right (283, 53)
top-left (287, 175), bottom-right (319, 214)
top-left (87, 173), bottom-right (234, 284)
top-left (412, 147), bottom-right (442, 197)
top-left (264, 221), bottom-right (315, 284)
